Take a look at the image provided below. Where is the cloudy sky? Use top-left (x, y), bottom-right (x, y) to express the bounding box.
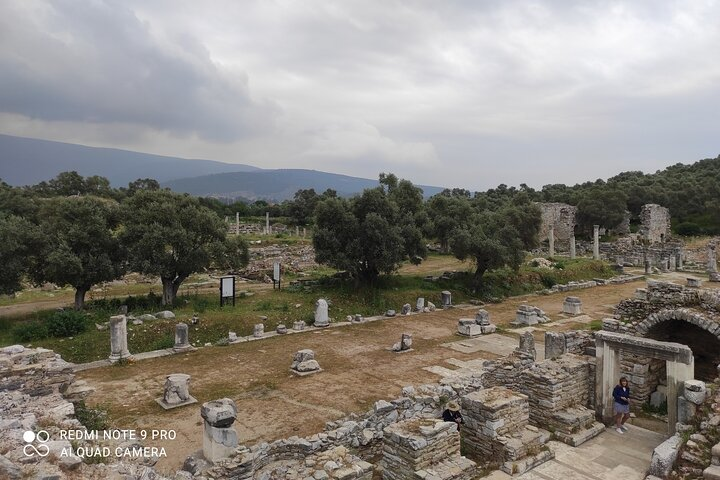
top-left (1, 0), bottom-right (719, 190)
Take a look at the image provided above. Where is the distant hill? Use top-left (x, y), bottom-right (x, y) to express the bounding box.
top-left (0, 134), bottom-right (446, 200)
top-left (0, 134), bottom-right (260, 186)
top-left (163, 169), bottom-right (445, 201)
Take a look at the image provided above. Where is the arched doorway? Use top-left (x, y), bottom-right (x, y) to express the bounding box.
top-left (645, 319), bottom-right (720, 381)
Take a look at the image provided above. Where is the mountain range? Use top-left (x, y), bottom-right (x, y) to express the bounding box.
top-left (0, 134), bottom-right (445, 200)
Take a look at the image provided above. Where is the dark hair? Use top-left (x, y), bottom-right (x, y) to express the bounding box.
top-left (619, 376), bottom-right (628, 384)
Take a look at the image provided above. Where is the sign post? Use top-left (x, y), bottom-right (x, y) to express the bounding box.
top-left (273, 262), bottom-right (281, 290)
top-left (220, 276), bottom-right (235, 306)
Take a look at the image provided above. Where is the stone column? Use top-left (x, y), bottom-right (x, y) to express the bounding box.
top-left (303, 227), bottom-right (306, 238)
top-left (265, 212), bottom-right (270, 235)
top-left (295, 226), bottom-right (299, 237)
top-left (517, 331), bottom-right (536, 360)
top-left (201, 399), bottom-right (238, 463)
top-left (677, 253), bottom-right (683, 270)
top-left (569, 235), bottom-right (576, 259)
top-left (109, 315), bottom-right (132, 363)
top-left (548, 225), bottom-right (555, 257)
top-left (594, 337), bottom-right (620, 424)
top-left (235, 212), bottom-right (240, 235)
top-left (441, 290), bottom-right (452, 309)
top-left (593, 225), bottom-right (600, 260)
top-left (173, 323), bottom-right (193, 352)
top-left (314, 299), bottom-right (329, 327)
top-left (666, 358), bottom-right (694, 434)
top-left (416, 297), bottom-right (425, 311)
top-left (708, 245), bottom-right (718, 273)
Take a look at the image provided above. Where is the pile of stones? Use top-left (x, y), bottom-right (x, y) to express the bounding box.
top-left (457, 309), bottom-right (497, 337)
top-left (511, 305), bottom-right (550, 327)
top-left (290, 349), bottom-right (322, 376)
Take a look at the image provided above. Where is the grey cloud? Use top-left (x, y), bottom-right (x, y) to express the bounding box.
top-left (0, 0), bottom-right (277, 141)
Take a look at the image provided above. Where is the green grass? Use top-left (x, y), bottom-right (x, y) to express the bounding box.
top-left (0, 258), bottom-right (614, 363)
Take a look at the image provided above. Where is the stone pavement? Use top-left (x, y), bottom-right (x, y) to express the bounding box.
top-left (487, 424), bottom-right (666, 480)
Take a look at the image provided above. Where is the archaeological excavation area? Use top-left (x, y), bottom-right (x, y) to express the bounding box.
top-left (2, 268), bottom-right (720, 480)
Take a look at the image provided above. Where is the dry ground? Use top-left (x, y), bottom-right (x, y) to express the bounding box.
top-left (76, 278), bottom-right (655, 474)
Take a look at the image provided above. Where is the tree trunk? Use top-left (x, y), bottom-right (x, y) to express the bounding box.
top-left (162, 279), bottom-right (175, 306)
top-left (162, 277), bottom-right (185, 306)
top-left (74, 287), bottom-right (88, 310)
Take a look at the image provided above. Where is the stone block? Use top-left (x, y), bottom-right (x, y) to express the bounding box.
top-left (685, 380), bottom-right (707, 405)
top-left (562, 297), bottom-right (582, 315)
top-left (649, 434), bottom-right (683, 478)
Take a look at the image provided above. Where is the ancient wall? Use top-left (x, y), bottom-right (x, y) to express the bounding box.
top-left (639, 204), bottom-right (672, 243)
top-left (538, 202), bottom-right (577, 243)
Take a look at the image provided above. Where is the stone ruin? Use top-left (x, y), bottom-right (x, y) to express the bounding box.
top-left (391, 333), bottom-right (413, 353)
top-left (155, 373), bottom-right (197, 410)
top-left (108, 314), bottom-right (133, 363)
top-left (462, 386), bottom-right (554, 475)
top-left (401, 303), bottom-right (412, 315)
top-left (315, 298), bottom-right (330, 327)
top-left (173, 322), bottom-right (195, 353)
top-left (562, 296), bottom-right (583, 315)
top-left (537, 202), bottom-right (577, 250)
top-left (441, 290), bottom-right (452, 309)
top-left (457, 309), bottom-right (497, 337)
top-left (639, 203), bottom-right (672, 243)
top-left (201, 398), bottom-right (239, 463)
top-left (511, 304), bottom-right (550, 326)
top-left (382, 418), bottom-right (476, 480)
top-left (290, 349), bottom-right (322, 376)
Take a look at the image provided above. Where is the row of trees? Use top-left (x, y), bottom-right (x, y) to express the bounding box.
top-left (312, 173), bottom-right (542, 286)
top-left (0, 180), bottom-right (249, 309)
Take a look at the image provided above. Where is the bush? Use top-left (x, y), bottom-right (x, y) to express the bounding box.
top-left (675, 222), bottom-right (702, 236)
top-left (46, 310), bottom-right (88, 338)
top-left (13, 321), bottom-right (49, 342)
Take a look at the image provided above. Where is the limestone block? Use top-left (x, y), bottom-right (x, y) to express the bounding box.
top-left (649, 434), bottom-right (683, 478)
top-left (155, 310), bottom-right (176, 319)
top-left (253, 323), bottom-right (264, 337)
top-left (293, 320), bottom-right (306, 330)
top-left (203, 423), bottom-right (238, 463)
top-left (427, 302), bottom-right (436, 311)
top-left (401, 303), bottom-right (412, 315)
top-left (650, 390), bottom-right (667, 408)
top-left (416, 297), bottom-right (425, 311)
top-left (562, 297), bottom-right (583, 315)
top-left (684, 380), bottom-right (707, 405)
top-left (353, 314), bottom-right (364, 323)
top-left (678, 396), bottom-right (697, 424)
top-left (276, 324), bottom-right (288, 334)
top-left (201, 398), bottom-right (237, 428)
top-left (385, 310), bottom-right (396, 317)
top-left (296, 360), bottom-right (320, 372)
top-left (458, 322), bottom-right (482, 337)
top-left (475, 309), bottom-right (491, 325)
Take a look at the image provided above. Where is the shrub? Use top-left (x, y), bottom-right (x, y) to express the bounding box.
top-left (46, 310), bottom-right (88, 338)
top-left (13, 321), bottom-right (49, 342)
top-left (675, 222), bottom-right (702, 236)
top-left (74, 401), bottom-right (110, 431)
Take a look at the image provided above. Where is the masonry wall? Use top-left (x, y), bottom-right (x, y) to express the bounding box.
top-left (519, 354), bottom-right (592, 428)
top-left (538, 202), bottom-right (577, 244)
top-left (639, 204), bottom-right (672, 243)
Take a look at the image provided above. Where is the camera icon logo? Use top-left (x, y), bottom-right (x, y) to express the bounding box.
top-left (23, 430), bottom-right (50, 457)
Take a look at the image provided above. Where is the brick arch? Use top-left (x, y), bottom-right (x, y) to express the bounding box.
top-left (635, 308), bottom-right (720, 340)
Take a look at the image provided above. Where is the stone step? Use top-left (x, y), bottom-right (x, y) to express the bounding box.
top-left (704, 465), bottom-right (720, 480)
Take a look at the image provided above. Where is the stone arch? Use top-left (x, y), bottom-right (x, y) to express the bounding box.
top-left (635, 309), bottom-right (720, 341)
top-left (636, 308), bottom-right (720, 381)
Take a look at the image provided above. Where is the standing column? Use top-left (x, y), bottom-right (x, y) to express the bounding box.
top-left (235, 212), bottom-right (239, 235)
top-left (265, 212), bottom-right (270, 235)
top-left (548, 225), bottom-right (555, 257)
top-left (708, 244), bottom-right (718, 273)
top-left (109, 315), bottom-right (132, 363)
top-left (593, 225), bottom-right (600, 260)
top-left (295, 226), bottom-right (299, 237)
top-left (569, 235), bottom-right (576, 259)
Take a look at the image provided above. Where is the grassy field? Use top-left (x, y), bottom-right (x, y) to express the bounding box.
top-left (0, 255), bottom-right (614, 364)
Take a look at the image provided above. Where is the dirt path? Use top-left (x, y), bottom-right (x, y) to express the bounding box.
top-left (76, 278), bottom-right (652, 475)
